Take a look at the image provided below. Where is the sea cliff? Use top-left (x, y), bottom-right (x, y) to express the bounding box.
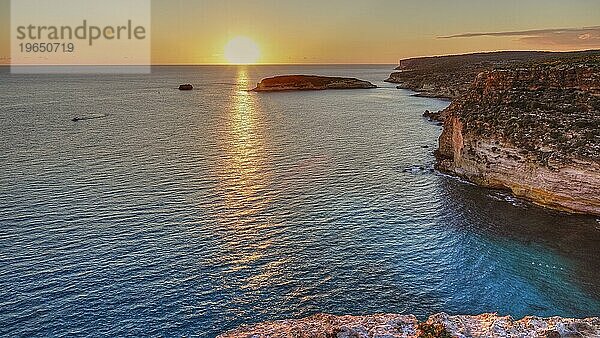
top-left (385, 50), bottom-right (600, 100)
top-left (219, 312), bottom-right (600, 337)
top-left (253, 75), bottom-right (377, 92)
top-left (435, 60), bottom-right (600, 215)
top-left (386, 50), bottom-right (600, 215)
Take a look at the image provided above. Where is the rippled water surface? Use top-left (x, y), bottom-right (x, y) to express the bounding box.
top-left (0, 65), bottom-right (599, 337)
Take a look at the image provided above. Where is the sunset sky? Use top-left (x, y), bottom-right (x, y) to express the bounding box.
top-left (0, 0), bottom-right (599, 64)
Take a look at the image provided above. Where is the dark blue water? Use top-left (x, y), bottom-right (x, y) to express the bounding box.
top-left (0, 65), bottom-right (599, 337)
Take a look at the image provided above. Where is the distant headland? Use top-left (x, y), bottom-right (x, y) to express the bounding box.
top-left (385, 50), bottom-right (600, 100)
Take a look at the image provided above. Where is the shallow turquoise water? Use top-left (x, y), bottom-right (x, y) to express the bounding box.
top-left (0, 65), bottom-right (598, 337)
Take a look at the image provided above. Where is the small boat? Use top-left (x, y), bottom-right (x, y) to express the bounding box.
top-left (71, 114), bottom-right (109, 122)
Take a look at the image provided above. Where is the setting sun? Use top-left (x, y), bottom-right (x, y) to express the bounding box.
top-left (224, 36), bottom-right (261, 64)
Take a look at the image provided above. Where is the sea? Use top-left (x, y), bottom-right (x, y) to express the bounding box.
top-left (0, 65), bottom-right (599, 337)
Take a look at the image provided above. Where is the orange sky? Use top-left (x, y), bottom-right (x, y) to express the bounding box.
top-left (1, 0), bottom-right (599, 64)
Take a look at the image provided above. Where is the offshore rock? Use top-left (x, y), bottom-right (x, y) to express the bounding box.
top-left (253, 75), bottom-right (377, 92)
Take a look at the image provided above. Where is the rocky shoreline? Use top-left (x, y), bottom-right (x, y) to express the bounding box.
top-left (435, 62), bottom-right (600, 215)
top-left (219, 312), bottom-right (600, 337)
top-left (253, 75), bottom-right (377, 92)
top-left (390, 50), bottom-right (600, 215)
top-left (384, 50), bottom-right (600, 100)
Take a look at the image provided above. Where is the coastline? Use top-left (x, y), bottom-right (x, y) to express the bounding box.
top-left (2, 63), bottom-right (599, 337)
top-left (218, 59), bottom-right (600, 335)
top-left (389, 50), bottom-right (600, 216)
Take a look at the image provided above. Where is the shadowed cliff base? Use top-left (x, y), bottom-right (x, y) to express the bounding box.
top-left (437, 177), bottom-right (600, 303)
top-left (219, 312), bottom-right (600, 337)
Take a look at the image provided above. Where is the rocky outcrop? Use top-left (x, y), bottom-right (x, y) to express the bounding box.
top-left (436, 60), bottom-right (600, 215)
top-left (423, 110), bottom-right (445, 123)
top-left (220, 313), bottom-right (418, 338)
top-left (253, 75), bottom-right (377, 92)
top-left (427, 313), bottom-right (600, 338)
top-left (219, 313), bottom-right (600, 337)
top-left (385, 50), bottom-right (600, 99)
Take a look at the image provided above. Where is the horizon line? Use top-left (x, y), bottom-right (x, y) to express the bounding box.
top-left (1, 48), bottom-right (598, 67)
top-left (0, 63), bottom-right (399, 67)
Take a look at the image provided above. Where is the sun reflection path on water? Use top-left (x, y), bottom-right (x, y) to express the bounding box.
top-left (212, 67), bottom-right (284, 285)
top-left (221, 68), bottom-right (271, 216)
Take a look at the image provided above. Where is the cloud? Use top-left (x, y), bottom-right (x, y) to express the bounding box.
top-left (438, 26), bottom-right (600, 47)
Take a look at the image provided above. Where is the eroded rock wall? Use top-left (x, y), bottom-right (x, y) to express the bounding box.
top-left (435, 62), bottom-right (600, 215)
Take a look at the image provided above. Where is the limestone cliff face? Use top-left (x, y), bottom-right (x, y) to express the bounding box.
top-left (436, 62), bottom-right (600, 215)
top-left (219, 313), bottom-right (600, 337)
top-left (385, 50), bottom-right (600, 100)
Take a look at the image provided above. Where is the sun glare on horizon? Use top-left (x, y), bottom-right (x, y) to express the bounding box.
top-left (224, 37), bottom-right (261, 64)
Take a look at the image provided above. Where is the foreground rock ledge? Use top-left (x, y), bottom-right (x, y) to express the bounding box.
top-left (253, 75), bottom-right (377, 92)
top-left (219, 313), bottom-right (600, 338)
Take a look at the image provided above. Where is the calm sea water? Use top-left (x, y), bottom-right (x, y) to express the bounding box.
top-left (0, 65), bottom-right (599, 337)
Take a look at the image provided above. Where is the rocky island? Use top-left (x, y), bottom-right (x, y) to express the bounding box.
top-left (253, 75), bottom-right (377, 92)
top-left (388, 51), bottom-right (600, 215)
top-left (219, 312), bottom-right (599, 337)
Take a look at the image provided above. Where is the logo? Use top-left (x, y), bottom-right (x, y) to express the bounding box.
top-left (11, 0), bottom-right (151, 73)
